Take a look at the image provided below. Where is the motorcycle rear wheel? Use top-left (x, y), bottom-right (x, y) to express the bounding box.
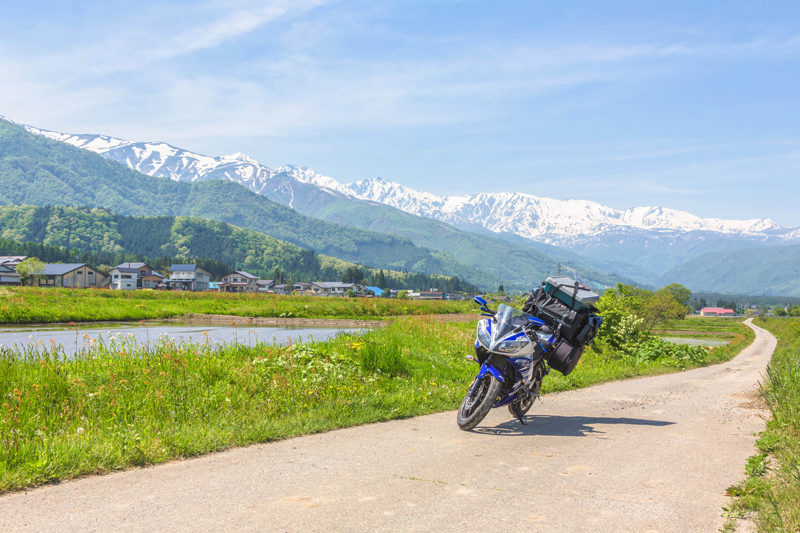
top-left (508, 362), bottom-right (545, 417)
top-left (457, 374), bottom-right (502, 431)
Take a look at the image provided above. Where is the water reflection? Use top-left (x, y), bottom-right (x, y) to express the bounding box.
top-left (0, 321), bottom-right (364, 357)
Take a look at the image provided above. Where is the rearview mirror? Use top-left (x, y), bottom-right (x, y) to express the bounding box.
top-left (473, 296), bottom-right (487, 306)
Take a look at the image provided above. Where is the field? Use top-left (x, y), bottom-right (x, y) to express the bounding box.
top-left (0, 287), bottom-right (474, 324)
top-left (725, 318), bottom-right (800, 532)
top-left (654, 316), bottom-right (746, 337)
top-left (0, 315), bottom-right (755, 493)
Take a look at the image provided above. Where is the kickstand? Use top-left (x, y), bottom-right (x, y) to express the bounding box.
top-left (510, 403), bottom-right (526, 425)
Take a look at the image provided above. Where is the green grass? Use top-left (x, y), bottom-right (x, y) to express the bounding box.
top-left (724, 318), bottom-right (800, 532)
top-left (654, 316), bottom-right (747, 335)
top-left (0, 287), bottom-right (473, 324)
top-left (0, 316), bottom-right (755, 493)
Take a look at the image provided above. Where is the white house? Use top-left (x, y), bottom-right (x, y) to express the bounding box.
top-left (166, 264), bottom-right (211, 291)
top-left (310, 282), bottom-right (366, 297)
top-left (109, 263), bottom-right (163, 290)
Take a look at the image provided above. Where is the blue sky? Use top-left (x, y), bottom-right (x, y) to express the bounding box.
top-left (2, 1), bottom-right (799, 225)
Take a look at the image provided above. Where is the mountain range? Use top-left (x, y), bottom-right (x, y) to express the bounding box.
top-left (0, 118), bottom-right (633, 292)
top-left (8, 117), bottom-right (800, 295)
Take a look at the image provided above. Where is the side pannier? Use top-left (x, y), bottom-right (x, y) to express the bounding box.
top-left (522, 287), bottom-right (592, 343)
top-left (523, 278), bottom-right (603, 376)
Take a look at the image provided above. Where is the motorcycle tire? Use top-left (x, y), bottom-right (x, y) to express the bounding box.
top-left (457, 373), bottom-right (502, 431)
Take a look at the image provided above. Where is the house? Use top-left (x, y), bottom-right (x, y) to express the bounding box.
top-left (256, 279), bottom-right (274, 292)
top-left (310, 282), bottom-right (366, 297)
top-left (165, 264), bottom-right (211, 291)
top-left (418, 290), bottom-right (445, 300)
top-left (365, 286), bottom-right (385, 297)
top-left (34, 263), bottom-right (105, 288)
top-left (272, 283), bottom-right (289, 294)
top-left (141, 271), bottom-right (166, 289)
top-left (0, 256), bottom-right (27, 268)
top-left (109, 263), bottom-right (163, 290)
top-left (700, 307), bottom-right (736, 317)
top-left (219, 271), bottom-right (259, 293)
top-left (293, 282), bottom-right (312, 295)
top-left (109, 265), bottom-right (139, 290)
top-left (0, 264), bottom-right (20, 285)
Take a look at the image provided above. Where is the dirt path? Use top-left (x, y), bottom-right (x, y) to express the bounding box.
top-left (0, 320), bottom-right (774, 532)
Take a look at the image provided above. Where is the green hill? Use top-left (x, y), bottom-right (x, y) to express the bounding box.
top-left (660, 244), bottom-right (800, 296)
top-left (0, 119), bottom-right (496, 288)
top-left (0, 205), bottom-right (475, 291)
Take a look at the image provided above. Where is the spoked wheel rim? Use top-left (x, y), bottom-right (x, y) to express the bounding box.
top-left (509, 362), bottom-right (544, 417)
top-left (462, 376), bottom-right (491, 418)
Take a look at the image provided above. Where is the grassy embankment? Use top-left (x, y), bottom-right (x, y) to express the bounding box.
top-left (0, 312), bottom-right (755, 493)
top-left (0, 287), bottom-right (473, 324)
top-left (724, 318), bottom-right (800, 532)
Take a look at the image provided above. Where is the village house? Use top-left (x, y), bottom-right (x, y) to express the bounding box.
top-left (109, 262), bottom-right (163, 290)
top-left (165, 264), bottom-right (211, 291)
top-left (33, 263), bottom-right (106, 288)
top-left (219, 271), bottom-right (259, 293)
top-left (0, 256), bottom-right (27, 269)
top-left (309, 282), bottom-right (366, 297)
top-left (700, 307), bottom-right (736, 317)
top-left (417, 290), bottom-right (445, 300)
top-left (256, 279), bottom-right (274, 292)
top-left (0, 264), bottom-right (20, 285)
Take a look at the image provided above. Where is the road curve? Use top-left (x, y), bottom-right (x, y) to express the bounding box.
top-left (0, 319), bottom-right (775, 532)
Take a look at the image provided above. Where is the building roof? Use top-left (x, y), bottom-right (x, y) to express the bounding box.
top-left (112, 267), bottom-right (140, 274)
top-left (225, 270), bottom-right (258, 279)
top-left (116, 262), bottom-right (148, 270)
top-left (0, 264), bottom-right (16, 273)
top-left (701, 307), bottom-right (735, 314)
top-left (42, 263), bottom-right (87, 276)
top-left (0, 255), bottom-right (27, 264)
top-left (171, 264), bottom-right (198, 272)
top-left (256, 279), bottom-right (274, 286)
top-left (312, 282), bottom-right (355, 289)
top-left (365, 286), bottom-right (385, 296)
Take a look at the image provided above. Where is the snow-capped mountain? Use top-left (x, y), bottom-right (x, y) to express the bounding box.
top-left (345, 177), bottom-right (792, 243)
top-left (19, 120), bottom-right (800, 253)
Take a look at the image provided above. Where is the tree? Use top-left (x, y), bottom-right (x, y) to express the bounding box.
top-left (16, 257), bottom-right (45, 285)
top-left (497, 284), bottom-right (505, 295)
top-left (660, 283), bottom-right (691, 308)
top-left (642, 288), bottom-right (689, 331)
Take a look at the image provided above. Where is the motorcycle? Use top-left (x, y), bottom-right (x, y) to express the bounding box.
top-left (456, 296), bottom-right (556, 430)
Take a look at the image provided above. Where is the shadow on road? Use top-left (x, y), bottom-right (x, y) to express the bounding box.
top-left (471, 414), bottom-right (675, 437)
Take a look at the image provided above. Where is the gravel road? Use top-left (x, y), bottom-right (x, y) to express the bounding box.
top-left (0, 319), bottom-right (774, 532)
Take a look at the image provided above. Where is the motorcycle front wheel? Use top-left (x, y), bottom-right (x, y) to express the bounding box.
top-left (456, 373), bottom-right (502, 430)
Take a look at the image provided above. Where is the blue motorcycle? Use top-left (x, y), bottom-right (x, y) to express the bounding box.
top-left (457, 296), bottom-right (556, 430)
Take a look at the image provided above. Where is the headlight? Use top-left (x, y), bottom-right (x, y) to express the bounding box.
top-left (477, 321), bottom-right (491, 348)
top-left (495, 339), bottom-right (529, 354)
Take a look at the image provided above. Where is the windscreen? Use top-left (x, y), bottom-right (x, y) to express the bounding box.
top-left (492, 304), bottom-right (535, 343)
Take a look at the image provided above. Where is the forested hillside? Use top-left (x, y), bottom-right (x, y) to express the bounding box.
top-left (660, 243), bottom-right (800, 296)
top-left (0, 119), bottom-right (496, 288)
top-left (0, 205), bottom-right (477, 292)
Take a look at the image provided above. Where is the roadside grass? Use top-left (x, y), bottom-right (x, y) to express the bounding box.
top-left (0, 287), bottom-right (473, 324)
top-left (0, 317), bottom-right (755, 493)
top-left (723, 318), bottom-right (800, 532)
